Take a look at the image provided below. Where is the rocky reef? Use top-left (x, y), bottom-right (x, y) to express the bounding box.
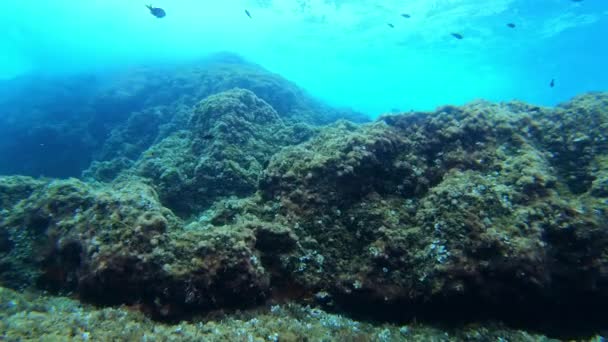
top-left (1, 64), bottom-right (607, 340)
top-left (125, 88), bottom-right (317, 215)
top-left (0, 53), bottom-right (366, 179)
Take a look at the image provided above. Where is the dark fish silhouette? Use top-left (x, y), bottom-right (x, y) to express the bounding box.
top-left (146, 4), bottom-right (166, 18)
top-left (387, 23), bottom-right (395, 28)
top-left (451, 33), bottom-right (463, 39)
top-left (507, 23), bottom-right (516, 28)
top-left (550, 79), bottom-right (555, 88)
top-left (245, 9), bottom-right (252, 18)
top-left (401, 13), bottom-right (411, 18)
top-left (201, 133), bottom-right (214, 140)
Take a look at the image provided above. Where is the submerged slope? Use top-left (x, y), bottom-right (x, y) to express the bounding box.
top-left (0, 92), bottom-right (607, 337)
top-left (0, 53), bottom-right (367, 178)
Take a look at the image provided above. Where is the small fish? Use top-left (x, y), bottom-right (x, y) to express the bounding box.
top-left (550, 79), bottom-right (555, 88)
top-left (146, 4), bottom-right (166, 18)
top-left (245, 9), bottom-right (252, 18)
top-left (201, 133), bottom-right (214, 140)
top-left (451, 33), bottom-right (463, 39)
top-left (387, 23), bottom-right (395, 28)
top-left (507, 23), bottom-right (516, 28)
top-left (401, 13), bottom-right (411, 18)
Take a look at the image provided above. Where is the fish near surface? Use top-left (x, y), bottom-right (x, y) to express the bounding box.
top-left (451, 32), bottom-right (463, 39)
top-left (146, 4), bottom-right (166, 18)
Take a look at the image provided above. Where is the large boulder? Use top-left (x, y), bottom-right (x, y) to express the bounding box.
top-left (130, 88), bottom-right (316, 215)
top-left (257, 95), bottom-right (608, 328)
top-left (0, 176), bottom-right (275, 319)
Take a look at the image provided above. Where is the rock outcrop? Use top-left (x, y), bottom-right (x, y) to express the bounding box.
top-left (1, 92), bottom-right (607, 335)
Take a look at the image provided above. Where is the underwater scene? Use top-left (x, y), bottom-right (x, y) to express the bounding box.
top-left (1, 0), bottom-right (608, 341)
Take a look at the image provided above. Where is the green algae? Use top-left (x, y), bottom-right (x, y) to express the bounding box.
top-left (257, 93), bottom-right (608, 331)
top-left (128, 88), bottom-right (318, 216)
top-left (0, 286), bottom-right (566, 342)
top-left (1, 53), bottom-right (366, 179)
top-left (1, 92), bottom-right (608, 338)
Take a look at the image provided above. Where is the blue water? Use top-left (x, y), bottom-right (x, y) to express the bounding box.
top-left (1, 0), bottom-right (606, 115)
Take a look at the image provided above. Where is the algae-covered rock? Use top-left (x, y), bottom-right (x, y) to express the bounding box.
top-left (130, 88), bottom-right (317, 215)
top-left (0, 176), bottom-right (47, 211)
top-left (82, 157), bottom-right (134, 182)
top-left (1, 92), bottom-right (608, 337)
top-left (530, 93), bottom-right (608, 194)
top-left (0, 285), bottom-right (563, 342)
top-left (0, 177), bottom-right (175, 290)
top-left (591, 172), bottom-right (608, 197)
top-left (0, 53), bottom-right (366, 179)
top-left (256, 95), bottom-right (608, 330)
top-left (0, 176), bottom-right (270, 318)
